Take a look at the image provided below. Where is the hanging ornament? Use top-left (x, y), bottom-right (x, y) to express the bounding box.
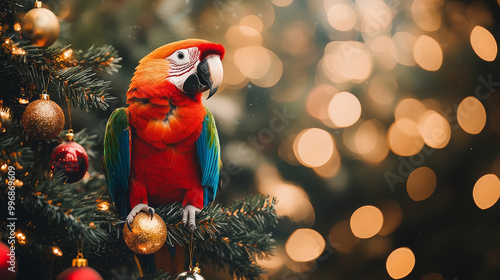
top-left (21, 0), bottom-right (60, 47)
top-left (56, 252), bottom-right (103, 280)
top-left (173, 233), bottom-right (204, 280)
top-left (50, 130), bottom-right (89, 183)
top-left (0, 241), bottom-right (17, 280)
top-left (123, 212), bottom-right (167, 254)
top-left (172, 264), bottom-right (205, 280)
top-left (21, 93), bottom-right (64, 140)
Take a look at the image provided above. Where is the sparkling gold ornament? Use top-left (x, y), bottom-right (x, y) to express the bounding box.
top-left (123, 212), bottom-right (167, 254)
top-left (21, 1), bottom-right (60, 47)
top-left (21, 94), bottom-right (64, 140)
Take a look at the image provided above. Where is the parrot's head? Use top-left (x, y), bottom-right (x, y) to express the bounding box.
top-left (128, 39), bottom-right (225, 104)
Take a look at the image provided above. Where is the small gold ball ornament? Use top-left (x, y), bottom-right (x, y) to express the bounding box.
top-left (123, 212), bottom-right (167, 255)
top-left (21, 1), bottom-right (60, 47)
top-left (21, 94), bottom-right (65, 140)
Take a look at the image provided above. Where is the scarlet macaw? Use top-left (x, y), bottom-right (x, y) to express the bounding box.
top-left (103, 39), bottom-right (223, 236)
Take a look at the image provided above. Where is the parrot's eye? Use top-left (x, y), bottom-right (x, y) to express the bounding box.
top-left (177, 52), bottom-right (185, 60)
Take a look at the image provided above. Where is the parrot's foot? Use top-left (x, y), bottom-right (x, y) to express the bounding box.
top-left (126, 203), bottom-right (155, 230)
top-left (182, 205), bottom-right (201, 231)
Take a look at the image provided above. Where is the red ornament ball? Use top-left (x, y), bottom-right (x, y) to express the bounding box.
top-left (50, 140), bottom-right (89, 183)
top-left (56, 266), bottom-right (103, 280)
top-left (0, 241), bottom-right (17, 280)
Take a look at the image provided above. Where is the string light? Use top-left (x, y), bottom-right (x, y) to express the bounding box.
top-left (1, 164), bottom-right (7, 172)
top-left (13, 23), bottom-right (21, 32)
top-left (16, 232), bottom-right (26, 245)
top-left (63, 49), bottom-right (73, 60)
top-left (53, 247), bottom-right (63, 256)
top-left (12, 47), bottom-right (26, 55)
top-left (14, 179), bottom-right (23, 187)
top-left (98, 201), bottom-right (109, 211)
top-left (18, 98), bottom-right (29, 104)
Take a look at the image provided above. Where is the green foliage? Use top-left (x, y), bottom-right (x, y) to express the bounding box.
top-left (155, 195), bottom-right (278, 280)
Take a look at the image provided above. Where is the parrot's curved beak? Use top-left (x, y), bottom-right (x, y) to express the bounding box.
top-left (183, 55), bottom-right (223, 99)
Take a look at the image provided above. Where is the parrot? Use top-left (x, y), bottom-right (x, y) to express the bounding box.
top-left (103, 39), bottom-right (224, 273)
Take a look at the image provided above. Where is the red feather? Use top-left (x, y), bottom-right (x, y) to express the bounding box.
top-left (125, 39), bottom-right (224, 210)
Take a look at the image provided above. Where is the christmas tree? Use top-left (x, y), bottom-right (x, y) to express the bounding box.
top-left (0, 1), bottom-right (277, 279)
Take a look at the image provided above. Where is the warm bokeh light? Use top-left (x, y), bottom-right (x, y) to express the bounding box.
top-left (378, 200), bottom-right (403, 236)
top-left (281, 21), bottom-right (315, 56)
top-left (395, 98), bottom-right (427, 123)
top-left (411, 0), bottom-right (442, 31)
top-left (419, 110), bottom-right (451, 149)
top-left (473, 174), bottom-right (500, 210)
top-left (470, 25), bottom-right (498, 62)
top-left (367, 73), bottom-right (398, 105)
top-left (323, 41), bottom-right (373, 83)
top-left (390, 32), bottom-right (417, 66)
top-left (457, 96), bottom-right (486, 135)
top-left (355, 120), bottom-right (378, 155)
top-left (306, 84), bottom-right (337, 120)
top-left (386, 247), bottom-right (416, 279)
top-left (285, 228), bottom-right (326, 262)
top-left (234, 46), bottom-right (282, 87)
top-left (256, 165), bottom-right (315, 226)
top-left (271, 0), bottom-right (293, 7)
top-left (226, 26), bottom-right (262, 48)
top-left (357, 0), bottom-right (392, 34)
top-left (240, 15), bottom-right (264, 32)
top-left (388, 119), bottom-right (424, 156)
top-left (327, 3), bottom-right (357, 32)
top-left (421, 273), bottom-right (444, 280)
top-left (328, 92), bottom-right (362, 128)
top-left (329, 220), bottom-right (360, 253)
top-left (413, 35), bottom-right (443, 71)
top-left (350, 205), bottom-right (384, 239)
top-left (407, 167), bottom-right (437, 201)
top-left (294, 128), bottom-right (335, 168)
top-left (313, 149), bottom-right (341, 178)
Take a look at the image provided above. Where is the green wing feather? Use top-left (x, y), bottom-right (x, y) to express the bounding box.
top-left (103, 107), bottom-right (131, 217)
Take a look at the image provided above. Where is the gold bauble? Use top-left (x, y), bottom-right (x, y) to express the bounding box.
top-left (123, 212), bottom-right (167, 255)
top-left (21, 6), bottom-right (60, 47)
top-left (21, 94), bottom-right (64, 140)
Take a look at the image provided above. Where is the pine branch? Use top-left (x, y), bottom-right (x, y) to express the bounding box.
top-left (153, 195), bottom-right (278, 280)
top-left (0, 133), bottom-right (34, 169)
top-left (0, 35), bottom-right (121, 116)
top-left (0, 0), bottom-right (22, 13)
top-left (44, 45), bottom-right (122, 74)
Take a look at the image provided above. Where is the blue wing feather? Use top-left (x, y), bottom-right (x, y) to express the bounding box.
top-left (103, 108), bottom-right (131, 217)
top-left (196, 107), bottom-right (221, 206)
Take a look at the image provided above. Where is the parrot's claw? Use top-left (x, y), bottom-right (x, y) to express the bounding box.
top-left (126, 203), bottom-right (154, 229)
top-left (149, 207), bottom-right (155, 220)
top-left (182, 205), bottom-right (201, 231)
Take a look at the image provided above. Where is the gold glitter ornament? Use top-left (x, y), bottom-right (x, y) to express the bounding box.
top-left (21, 1), bottom-right (60, 47)
top-left (21, 94), bottom-right (64, 140)
top-left (123, 212), bottom-right (167, 254)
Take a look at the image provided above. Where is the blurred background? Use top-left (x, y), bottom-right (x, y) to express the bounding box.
top-left (55, 0), bottom-right (500, 279)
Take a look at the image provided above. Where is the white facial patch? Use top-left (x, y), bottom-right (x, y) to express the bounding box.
top-left (166, 47), bottom-right (200, 90)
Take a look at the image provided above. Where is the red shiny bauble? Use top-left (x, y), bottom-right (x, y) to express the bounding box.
top-left (50, 140), bottom-right (89, 183)
top-left (0, 241), bottom-right (17, 280)
top-left (56, 267), bottom-right (103, 280)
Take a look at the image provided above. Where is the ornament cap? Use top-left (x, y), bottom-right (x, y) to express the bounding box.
top-left (72, 252), bottom-right (88, 268)
top-left (39, 93), bottom-right (50, 100)
top-left (34, 0), bottom-right (42, 8)
top-left (192, 265), bottom-right (201, 274)
top-left (66, 129), bottom-right (74, 141)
